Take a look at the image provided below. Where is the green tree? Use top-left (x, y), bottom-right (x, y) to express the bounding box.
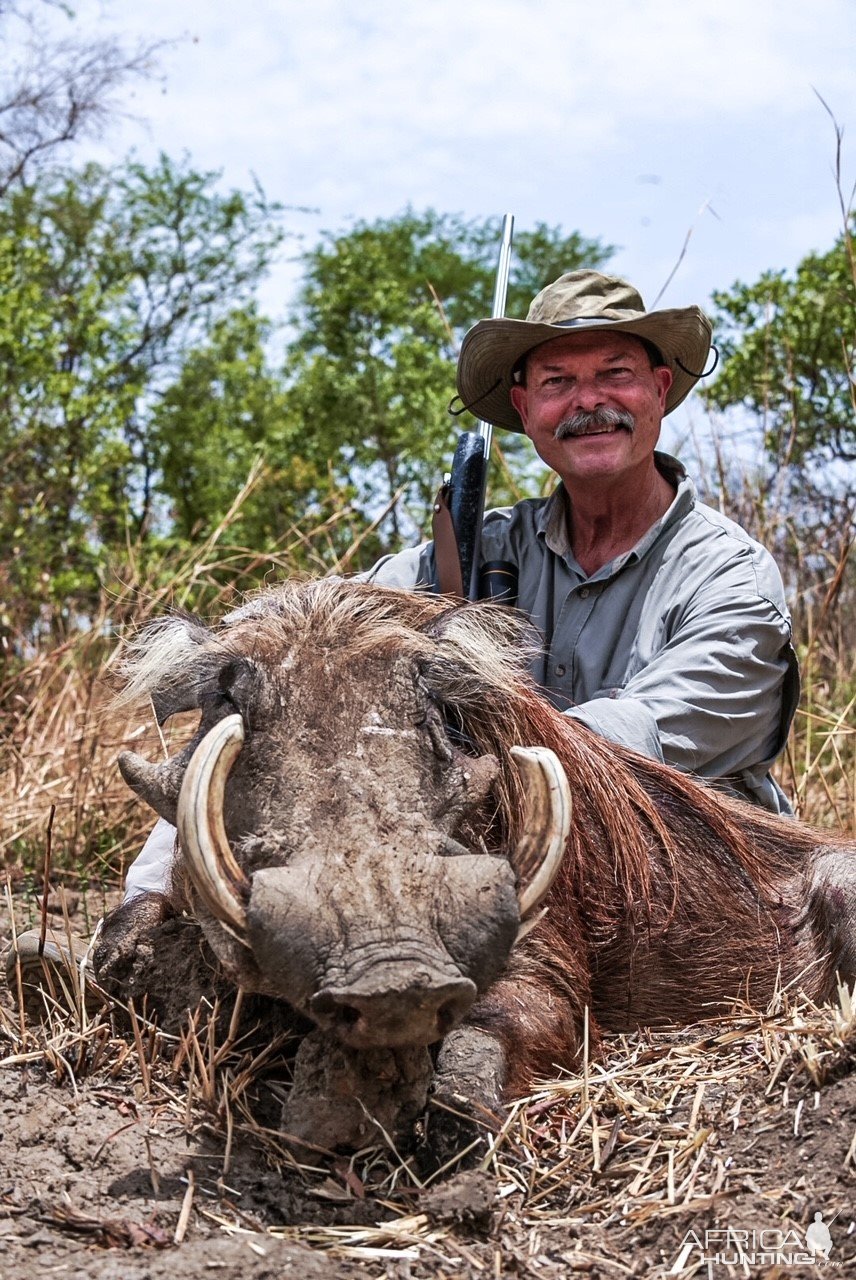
top-left (705, 224), bottom-right (856, 465)
top-left (152, 308), bottom-right (319, 548)
top-left (285, 210), bottom-right (612, 554)
top-left (0, 154), bottom-right (284, 636)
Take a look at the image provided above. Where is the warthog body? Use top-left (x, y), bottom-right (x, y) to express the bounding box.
top-left (98, 579), bottom-right (856, 1150)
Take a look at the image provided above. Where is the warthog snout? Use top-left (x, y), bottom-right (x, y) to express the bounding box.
top-left (310, 966), bottom-right (477, 1048)
top-left (243, 857), bottom-right (517, 1049)
top-left (170, 710), bottom-right (572, 1054)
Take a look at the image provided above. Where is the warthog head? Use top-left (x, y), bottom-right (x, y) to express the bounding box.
top-left (117, 581), bottom-right (570, 1052)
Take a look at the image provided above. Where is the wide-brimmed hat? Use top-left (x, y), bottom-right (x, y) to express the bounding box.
top-left (456, 270), bottom-right (713, 431)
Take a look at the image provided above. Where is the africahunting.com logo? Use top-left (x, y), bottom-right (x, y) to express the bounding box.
top-left (670, 1211), bottom-right (839, 1270)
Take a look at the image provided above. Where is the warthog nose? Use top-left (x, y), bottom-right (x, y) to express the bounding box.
top-left (310, 976), bottom-right (477, 1048)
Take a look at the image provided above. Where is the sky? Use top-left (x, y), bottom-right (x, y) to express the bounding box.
top-left (21, 0), bottom-right (856, 442)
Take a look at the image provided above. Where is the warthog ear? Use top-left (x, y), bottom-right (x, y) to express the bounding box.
top-left (117, 612), bottom-right (212, 724)
top-left (151, 688), bottom-right (202, 724)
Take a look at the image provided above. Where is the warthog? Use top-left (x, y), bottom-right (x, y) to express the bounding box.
top-left (96, 579), bottom-right (856, 1151)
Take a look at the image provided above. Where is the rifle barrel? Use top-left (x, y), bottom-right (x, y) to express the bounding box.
top-left (476, 212), bottom-right (515, 464)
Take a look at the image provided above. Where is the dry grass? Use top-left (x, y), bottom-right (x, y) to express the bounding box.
top-left (2, 490), bottom-right (855, 888)
top-left (2, 883), bottom-right (854, 1274)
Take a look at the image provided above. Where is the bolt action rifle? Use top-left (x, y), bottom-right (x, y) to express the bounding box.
top-left (432, 214), bottom-right (517, 604)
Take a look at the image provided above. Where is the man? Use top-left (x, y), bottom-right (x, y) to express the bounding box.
top-left (122, 269), bottom-right (796, 903)
top-left (364, 269), bottom-right (798, 814)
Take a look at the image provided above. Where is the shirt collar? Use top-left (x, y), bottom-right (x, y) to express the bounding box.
top-left (536, 452), bottom-right (696, 567)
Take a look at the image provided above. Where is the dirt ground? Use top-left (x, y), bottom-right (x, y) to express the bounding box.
top-left (1, 890), bottom-right (854, 1279)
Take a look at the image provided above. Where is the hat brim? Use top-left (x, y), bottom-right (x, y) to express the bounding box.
top-left (456, 308), bottom-right (712, 432)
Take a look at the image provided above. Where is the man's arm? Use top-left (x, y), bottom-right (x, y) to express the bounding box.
top-left (358, 531), bottom-right (797, 791)
top-left (566, 583), bottom-right (798, 809)
top-left (123, 817), bottom-right (177, 902)
top-left (355, 543), bottom-right (433, 589)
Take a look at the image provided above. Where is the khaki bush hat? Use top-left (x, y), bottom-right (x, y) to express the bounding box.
top-left (456, 270), bottom-right (713, 431)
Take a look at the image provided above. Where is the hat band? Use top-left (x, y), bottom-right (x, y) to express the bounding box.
top-left (548, 314), bottom-right (646, 327)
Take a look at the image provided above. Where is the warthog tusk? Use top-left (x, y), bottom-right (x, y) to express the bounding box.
top-left (509, 746), bottom-right (572, 928)
top-left (177, 713), bottom-right (250, 941)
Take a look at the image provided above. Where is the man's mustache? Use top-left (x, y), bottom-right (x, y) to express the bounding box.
top-left (554, 407), bottom-right (636, 439)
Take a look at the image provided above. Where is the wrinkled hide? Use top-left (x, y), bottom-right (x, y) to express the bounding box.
top-left (103, 579), bottom-right (856, 1153)
top-left (181, 649), bottom-right (523, 1042)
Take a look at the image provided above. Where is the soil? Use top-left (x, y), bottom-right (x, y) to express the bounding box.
top-left (1, 890), bottom-right (854, 1279)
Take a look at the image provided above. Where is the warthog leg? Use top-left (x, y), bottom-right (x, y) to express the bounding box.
top-left (280, 1029), bottom-right (434, 1152)
top-left (421, 1025), bottom-right (507, 1171)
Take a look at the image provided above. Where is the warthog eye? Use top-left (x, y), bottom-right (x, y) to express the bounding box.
top-left (443, 717), bottom-right (480, 757)
top-left (210, 657), bottom-right (257, 719)
top-left (214, 689), bottom-right (240, 716)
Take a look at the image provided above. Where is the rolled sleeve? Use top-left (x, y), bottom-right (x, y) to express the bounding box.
top-left (123, 817), bottom-right (176, 902)
top-left (354, 543), bottom-right (434, 590)
top-left (566, 699), bottom-right (664, 760)
top-left (567, 584), bottom-right (797, 793)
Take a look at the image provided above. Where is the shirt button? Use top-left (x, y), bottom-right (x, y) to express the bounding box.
top-left (555, 664), bottom-right (566, 677)
top-left (579, 587), bottom-right (590, 598)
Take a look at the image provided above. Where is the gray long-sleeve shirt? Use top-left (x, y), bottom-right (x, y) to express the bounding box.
top-left (364, 453), bottom-right (798, 814)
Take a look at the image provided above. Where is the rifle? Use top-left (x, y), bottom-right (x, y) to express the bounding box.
top-left (432, 214), bottom-right (517, 603)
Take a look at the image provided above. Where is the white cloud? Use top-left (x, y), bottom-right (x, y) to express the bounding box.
top-left (31, 0), bottom-right (856, 314)
top-left (76, 1), bottom-right (856, 150)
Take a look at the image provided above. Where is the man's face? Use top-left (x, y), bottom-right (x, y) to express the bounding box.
top-left (508, 331), bottom-right (673, 490)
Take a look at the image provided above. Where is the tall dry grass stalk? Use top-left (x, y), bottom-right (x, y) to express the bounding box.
top-left (687, 422), bottom-right (855, 833)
